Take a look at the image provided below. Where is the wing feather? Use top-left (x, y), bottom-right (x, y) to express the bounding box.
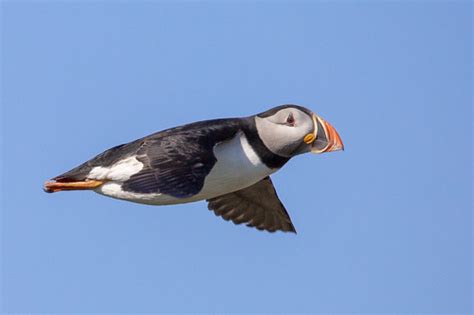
top-left (207, 177), bottom-right (296, 233)
top-left (121, 121), bottom-right (240, 198)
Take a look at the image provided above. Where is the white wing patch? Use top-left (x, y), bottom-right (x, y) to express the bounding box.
top-left (88, 156), bottom-right (144, 181)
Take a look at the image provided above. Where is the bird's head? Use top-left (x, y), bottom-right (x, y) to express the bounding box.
top-left (255, 105), bottom-right (344, 158)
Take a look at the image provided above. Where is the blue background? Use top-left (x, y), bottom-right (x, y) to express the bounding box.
top-left (1, 1), bottom-right (472, 313)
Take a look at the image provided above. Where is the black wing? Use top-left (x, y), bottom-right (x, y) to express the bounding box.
top-left (121, 120), bottom-right (240, 198)
top-left (207, 177), bottom-right (296, 233)
top-left (53, 119), bottom-right (242, 199)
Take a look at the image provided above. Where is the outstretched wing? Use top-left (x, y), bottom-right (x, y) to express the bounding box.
top-left (207, 177), bottom-right (296, 233)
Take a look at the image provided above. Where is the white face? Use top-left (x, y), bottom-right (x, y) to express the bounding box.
top-left (255, 107), bottom-right (315, 157)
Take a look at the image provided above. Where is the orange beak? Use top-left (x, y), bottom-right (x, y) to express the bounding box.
top-left (310, 114), bottom-right (344, 153)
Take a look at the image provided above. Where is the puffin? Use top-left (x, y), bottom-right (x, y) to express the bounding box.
top-left (44, 105), bottom-right (343, 233)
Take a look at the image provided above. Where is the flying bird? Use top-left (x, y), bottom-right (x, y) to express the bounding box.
top-left (44, 105), bottom-right (343, 233)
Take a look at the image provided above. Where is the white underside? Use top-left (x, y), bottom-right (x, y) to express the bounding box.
top-left (92, 132), bottom-right (275, 205)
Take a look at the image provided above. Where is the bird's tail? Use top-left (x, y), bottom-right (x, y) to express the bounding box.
top-left (43, 179), bottom-right (104, 193)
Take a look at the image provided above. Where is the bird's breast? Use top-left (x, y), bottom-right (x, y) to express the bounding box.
top-left (195, 131), bottom-right (275, 199)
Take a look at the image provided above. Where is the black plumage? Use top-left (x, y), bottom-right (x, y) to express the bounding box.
top-left (45, 104), bottom-right (344, 233)
top-left (207, 177), bottom-right (296, 233)
top-left (53, 117), bottom-right (289, 198)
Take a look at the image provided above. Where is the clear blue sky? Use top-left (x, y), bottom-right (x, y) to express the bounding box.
top-left (1, 1), bottom-right (472, 313)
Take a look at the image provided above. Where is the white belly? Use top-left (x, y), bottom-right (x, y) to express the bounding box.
top-left (95, 132), bottom-right (276, 205)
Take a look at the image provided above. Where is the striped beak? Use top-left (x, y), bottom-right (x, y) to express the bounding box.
top-left (310, 113), bottom-right (344, 153)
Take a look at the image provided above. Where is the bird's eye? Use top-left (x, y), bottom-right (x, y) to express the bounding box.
top-left (286, 113), bottom-right (295, 126)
